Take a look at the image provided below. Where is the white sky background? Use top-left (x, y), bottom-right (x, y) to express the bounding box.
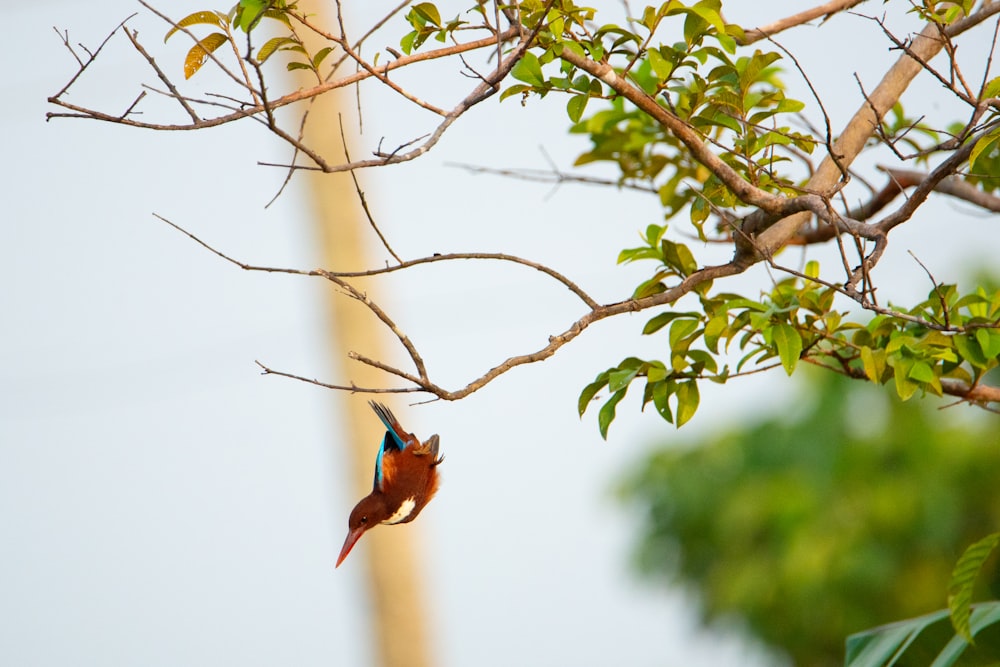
top-left (3, 2), bottom-right (998, 666)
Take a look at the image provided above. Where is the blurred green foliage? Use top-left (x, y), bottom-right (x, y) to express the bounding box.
top-left (622, 371), bottom-right (1000, 667)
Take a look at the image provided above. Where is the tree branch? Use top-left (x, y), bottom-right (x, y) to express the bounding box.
top-left (153, 214), bottom-right (743, 400)
top-left (738, 0), bottom-right (868, 45)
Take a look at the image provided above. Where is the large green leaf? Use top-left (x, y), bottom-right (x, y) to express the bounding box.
top-left (511, 51), bottom-right (545, 87)
top-left (845, 602), bottom-right (1000, 667)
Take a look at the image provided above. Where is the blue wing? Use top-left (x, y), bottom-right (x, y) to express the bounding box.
top-left (373, 432), bottom-right (392, 488)
top-left (369, 401), bottom-right (409, 489)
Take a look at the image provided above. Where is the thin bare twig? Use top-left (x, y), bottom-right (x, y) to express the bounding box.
top-left (153, 214), bottom-right (599, 309)
top-left (907, 249), bottom-right (950, 328)
top-left (152, 213), bottom-right (741, 400)
top-left (448, 162), bottom-right (658, 194)
top-left (50, 16), bottom-right (136, 100)
top-left (255, 360), bottom-right (423, 394)
top-left (338, 114), bottom-right (403, 263)
top-left (48, 28), bottom-right (519, 130)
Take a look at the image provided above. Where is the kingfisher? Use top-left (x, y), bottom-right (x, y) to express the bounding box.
top-left (336, 401), bottom-right (444, 568)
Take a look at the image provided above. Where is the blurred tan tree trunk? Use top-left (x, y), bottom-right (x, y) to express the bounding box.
top-left (294, 4), bottom-right (434, 666)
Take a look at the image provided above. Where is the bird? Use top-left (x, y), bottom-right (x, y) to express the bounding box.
top-left (336, 400), bottom-right (444, 568)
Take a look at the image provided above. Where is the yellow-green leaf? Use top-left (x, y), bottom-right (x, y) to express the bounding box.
top-left (412, 2), bottom-right (442, 27)
top-left (891, 357), bottom-right (920, 400)
top-left (567, 94), bottom-right (588, 123)
top-left (608, 367), bottom-right (639, 393)
top-left (648, 48), bottom-right (672, 81)
top-left (949, 532), bottom-right (1000, 644)
top-left (772, 323), bottom-right (802, 375)
top-left (982, 76), bottom-right (1000, 100)
top-left (970, 131), bottom-right (1000, 171)
top-left (674, 380), bottom-right (700, 427)
top-left (257, 36), bottom-right (297, 64)
top-left (976, 327), bottom-right (1000, 359)
top-left (860, 346), bottom-right (886, 383)
top-left (164, 11), bottom-right (226, 43)
top-left (237, 0), bottom-right (268, 32)
top-left (908, 360), bottom-right (936, 384)
top-left (312, 46), bottom-right (335, 69)
top-left (184, 32), bottom-right (229, 79)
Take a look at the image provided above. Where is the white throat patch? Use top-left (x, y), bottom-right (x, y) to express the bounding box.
top-left (383, 498), bottom-right (416, 525)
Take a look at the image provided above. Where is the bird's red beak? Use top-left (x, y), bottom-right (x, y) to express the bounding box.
top-left (336, 526), bottom-right (366, 568)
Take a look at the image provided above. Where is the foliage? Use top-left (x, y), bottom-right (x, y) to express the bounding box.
top-left (621, 371), bottom-right (1000, 667)
top-left (48, 1), bottom-right (1000, 428)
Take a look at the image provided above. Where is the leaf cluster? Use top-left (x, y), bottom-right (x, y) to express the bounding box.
top-left (581, 230), bottom-right (1000, 436)
top-left (399, 2), bottom-right (471, 54)
top-left (164, 1), bottom-right (334, 79)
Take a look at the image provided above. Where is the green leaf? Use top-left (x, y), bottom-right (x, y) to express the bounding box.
top-left (949, 533), bottom-right (1000, 644)
top-left (164, 11), bottom-right (226, 42)
top-left (661, 239), bottom-right (697, 276)
top-left (772, 323), bottom-right (802, 375)
top-left (313, 46), bottom-right (335, 69)
top-left (511, 51), bottom-right (545, 87)
top-left (955, 333), bottom-right (990, 368)
top-left (633, 278), bottom-right (667, 299)
top-left (860, 346), bottom-right (886, 383)
top-left (651, 381), bottom-right (673, 423)
top-left (260, 9), bottom-right (292, 26)
top-left (598, 388), bottom-right (628, 439)
top-left (184, 32), bottom-right (229, 79)
top-left (976, 327), bottom-right (1000, 359)
top-left (400, 30), bottom-right (418, 54)
top-left (970, 131), bottom-right (1000, 172)
top-left (668, 318), bottom-right (700, 349)
top-left (608, 367), bottom-right (640, 393)
top-left (643, 311), bottom-right (700, 335)
top-left (237, 0), bottom-right (269, 32)
top-left (257, 36), bottom-right (297, 64)
top-left (674, 380), bottom-right (700, 427)
top-left (726, 298), bottom-right (768, 312)
top-left (566, 94), bottom-right (589, 123)
top-left (412, 2), bottom-right (442, 27)
top-left (891, 357), bottom-right (920, 401)
top-left (647, 48), bottom-right (672, 81)
top-left (908, 360), bottom-right (936, 384)
top-left (286, 61), bottom-right (313, 72)
top-left (703, 314), bottom-right (728, 353)
top-left (499, 84), bottom-right (531, 102)
top-left (846, 603), bottom-right (1000, 667)
top-left (578, 372), bottom-right (609, 416)
top-left (982, 76), bottom-right (1000, 100)
top-left (689, 2), bottom-right (726, 33)
top-left (646, 362), bottom-right (668, 383)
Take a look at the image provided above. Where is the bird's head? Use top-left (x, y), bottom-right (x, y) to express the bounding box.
top-left (336, 494), bottom-right (387, 568)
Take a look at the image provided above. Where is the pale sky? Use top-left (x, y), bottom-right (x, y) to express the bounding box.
top-left (4, 2), bottom-right (996, 666)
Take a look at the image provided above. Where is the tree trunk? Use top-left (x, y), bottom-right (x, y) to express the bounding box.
top-left (295, 5), bottom-right (435, 665)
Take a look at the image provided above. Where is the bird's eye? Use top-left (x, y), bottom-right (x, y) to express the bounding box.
top-left (360, 516), bottom-right (368, 524)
